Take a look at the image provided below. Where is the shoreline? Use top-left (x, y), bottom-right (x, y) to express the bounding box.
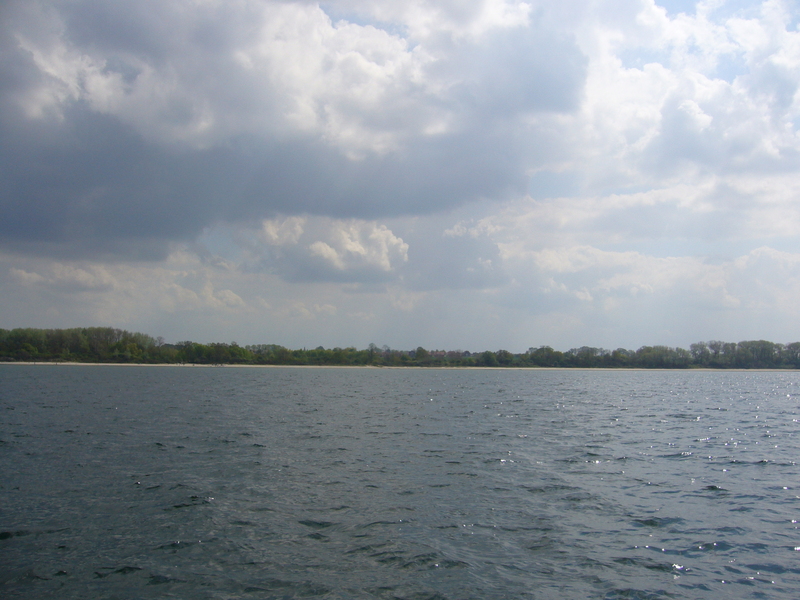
top-left (1, 361), bottom-right (795, 372)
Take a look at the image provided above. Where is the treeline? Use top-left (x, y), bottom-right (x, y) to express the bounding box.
top-left (1, 327), bottom-right (800, 369)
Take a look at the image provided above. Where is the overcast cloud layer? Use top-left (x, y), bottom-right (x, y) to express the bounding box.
top-left (2, 0), bottom-right (800, 351)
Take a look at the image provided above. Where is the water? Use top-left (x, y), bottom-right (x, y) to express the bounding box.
top-left (1, 365), bottom-right (799, 599)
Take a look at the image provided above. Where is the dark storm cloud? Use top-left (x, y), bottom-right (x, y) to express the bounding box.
top-left (0, 108), bottom-right (530, 258)
top-left (0, 0), bottom-right (587, 260)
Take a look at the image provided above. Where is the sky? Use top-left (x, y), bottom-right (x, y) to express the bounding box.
top-left (1, 0), bottom-right (800, 352)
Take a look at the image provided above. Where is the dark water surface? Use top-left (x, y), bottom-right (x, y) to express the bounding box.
top-left (1, 365), bottom-right (799, 599)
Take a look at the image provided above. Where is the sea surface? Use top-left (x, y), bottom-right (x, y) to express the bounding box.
top-left (1, 365), bottom-right (799, 599)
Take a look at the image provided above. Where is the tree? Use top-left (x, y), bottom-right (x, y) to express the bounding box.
top-left (414, 347), bottom-right (430, 363)
top-left (690, 342), bottom-right (710, 365)
top-left (478, 351), bottom-right (498, 367)
top-left (367, 343), bottom-right (379, 364)
top-left (785, 342), bottom-right (800, 367)
top-left (527, 346), bottom-right (562, 367)
top-left (496, 349), bottom-right (513, 365)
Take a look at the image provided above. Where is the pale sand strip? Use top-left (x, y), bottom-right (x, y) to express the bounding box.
top-left (1, 362), bottom-right (792, 371)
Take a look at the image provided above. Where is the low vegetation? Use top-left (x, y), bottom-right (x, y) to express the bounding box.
top-left (1, 327), bottom-right (799, 369)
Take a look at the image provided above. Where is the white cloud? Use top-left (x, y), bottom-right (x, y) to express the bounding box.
top-left (329, 0), bottom-right (534, 41)
top-left (246, 217), bottom-right (409, 280)
top-left (2, 250), bottom-right (250, 326)
top-left (8, 1), bottom-right (437, 154)
top-left (10, 267), bottom-right (45, 285)
top-left (11, 262), bottom-right (116, 291)
top-left (261, 216), bottom-right (306, 246)
top-left (730, 245), bottom-right (800, 311)
top-left (3, 0), bottom-right (800, 351)
top-left (307, 219), bottom-right (409, 272)
top-left (309, 241), bottom-right (344, 268)
top-left (546, 0), bottom-right (800, 196)
top-left (286, 301), bottom-right (338, 320)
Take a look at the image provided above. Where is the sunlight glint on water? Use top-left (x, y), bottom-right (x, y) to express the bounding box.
top-left (1, 366), bottom-right (798, 599)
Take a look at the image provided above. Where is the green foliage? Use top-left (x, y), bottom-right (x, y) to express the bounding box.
top-left (414, 347), bottom-right (430, 364)
top-left (1, 327), bottom-right (799, 369)
top-left (478, 351), bottom-right (498, 367)
top-left (0, 327), bottom-right (159, 363)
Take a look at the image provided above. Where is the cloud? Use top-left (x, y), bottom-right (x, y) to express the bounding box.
top-left (231, 216), bottom-right (409, 283)
top-left (261, 217), bottom-right (306, 246)
top-left (560, 0), bottom-right (800, 195)
top-left (310, 220), bottom-right (409, 271)
top-left (5, 250), bottom-right (246, 314)
top-left (0, 0), bottom-right (586, 260)
top-left (2, 0), bottom-right (800, 351)
top-left (10, 0), bottom-right (795, 254)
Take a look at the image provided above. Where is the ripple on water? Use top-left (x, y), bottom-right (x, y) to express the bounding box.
top-left (1, 366), bottom-right (799, 600)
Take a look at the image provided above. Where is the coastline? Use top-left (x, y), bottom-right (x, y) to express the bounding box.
top-left (1, 361), bottom-right (795, 372)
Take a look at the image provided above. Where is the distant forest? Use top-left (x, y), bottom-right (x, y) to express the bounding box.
top-left (2, 327), bottom-right (800, 369)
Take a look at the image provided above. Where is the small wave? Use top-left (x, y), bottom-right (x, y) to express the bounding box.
top-left (603, 587), bottom-right (672, 599)
top-left (0, 530), bottom-right (30, 540)
top-left (631, 516), bottom-right (684, 528)
top-left (93, 566), bottom-right (143, 578)
top-left (298, 519), bottom-right (335, 529)
top-left (521, 483), bottom-right (576, 494)
top-left (703, 485), bottom-right (727, 492)
top-left (661, 451), bottom-right (693, 458)
top-left (744, 562), bottom-right (800, 575)
top-left (612, 556), bottom-right (679, 573)
top-left (147, 574), bottom-right (183, 585)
